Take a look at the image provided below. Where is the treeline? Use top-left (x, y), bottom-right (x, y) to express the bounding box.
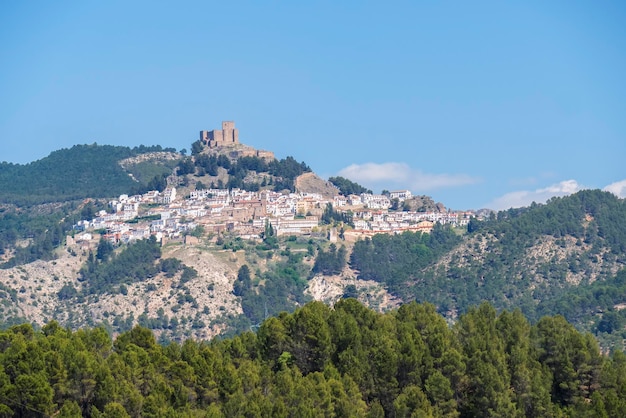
top-left (1, 300), bottom-right (625, 417)
top-left (472, 189), bottom-right (626, 256)
top-left (0, 144), bottom-right (176, 205)
top-left (328, 176), bottom-right (372, 196)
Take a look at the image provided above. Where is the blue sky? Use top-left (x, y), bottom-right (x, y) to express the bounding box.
top-left (1, 1), bottom-right (625, 210)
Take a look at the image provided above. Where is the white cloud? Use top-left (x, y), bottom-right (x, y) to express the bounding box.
top-left (603, 179), bottom-right (626, 198)
top-left (486, 180), bottom-right (582, 211)
top-left (337, 162), bottom-right (479, 193)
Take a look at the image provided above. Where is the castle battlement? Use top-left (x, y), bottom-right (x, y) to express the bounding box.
top-left (200, 121), bottom-right (239, 148)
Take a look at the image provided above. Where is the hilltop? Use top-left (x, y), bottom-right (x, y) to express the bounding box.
top-left (0, 144), bottom-right (181, 206)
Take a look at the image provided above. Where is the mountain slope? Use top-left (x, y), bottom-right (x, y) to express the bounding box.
top-left (0, 144), bottom-right (180, 205)
top-left (0, 237), bottom-right (242, 340)
top-left (345, 189), bottom-right (626, 346)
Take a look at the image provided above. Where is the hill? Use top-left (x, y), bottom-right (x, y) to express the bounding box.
top-left (0, 145), bottom-right (183, 268)
top-left (0, 235), bottom-right (243, 340)
top-left (346, 189), bottom-right (626, 349)
top-left (0, 141), bottom-right (315, 269)
top-left (183, 140), bottom-right (312, 193)
top-left (0, 144), bottom-right (181, 205)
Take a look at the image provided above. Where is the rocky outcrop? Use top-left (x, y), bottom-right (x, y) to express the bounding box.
top-left (118, 152), bottom-right (181, 169)
top-left (295, 172), bottom-right (340, 198)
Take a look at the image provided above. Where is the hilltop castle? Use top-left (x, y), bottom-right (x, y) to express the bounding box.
top-left (200, 121), bottom-right (239, 148)
top-left (199, 121), bottom-right (275, 160)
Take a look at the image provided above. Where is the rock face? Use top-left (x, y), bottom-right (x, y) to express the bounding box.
top-left (0, 241), bottom-right (241, 341)
top-left (305, 274), bottom-right (401, 312)
top-left (203, 142), bottom-right (275, 162)
top-left (118, 152), bottom-right (181, 169)
top-left (401, 195), bottom-right (446, 212)
top-left (0, 234), bottom-right (401, 340)
top-left (295, 173), bottom-right (340, 198)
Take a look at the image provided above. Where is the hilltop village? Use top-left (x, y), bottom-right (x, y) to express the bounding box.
top-left (71, 121), bottom-right (476, 246)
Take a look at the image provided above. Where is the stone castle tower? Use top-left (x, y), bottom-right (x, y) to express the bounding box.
top-left (200, 121), bottom-right (239, 148)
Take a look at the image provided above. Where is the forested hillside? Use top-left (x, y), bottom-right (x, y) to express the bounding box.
top-left (348, 189), bottom-right (626, 348)
top-left (0, 200), bottom-right (108, 268)
top-left (0, 144), bottom-right (178, 205)
top-left (1, 300), bottom-right (624, 417)
top-left (182, 151), bottom-right (312, 193)
top-left (328, 176), bottom-right (372, 195)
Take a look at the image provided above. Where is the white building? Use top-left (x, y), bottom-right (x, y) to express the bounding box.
top-left (389, 190), bottom-right (412, 201)
top-left (361, 193), bottom-right (391, 209)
